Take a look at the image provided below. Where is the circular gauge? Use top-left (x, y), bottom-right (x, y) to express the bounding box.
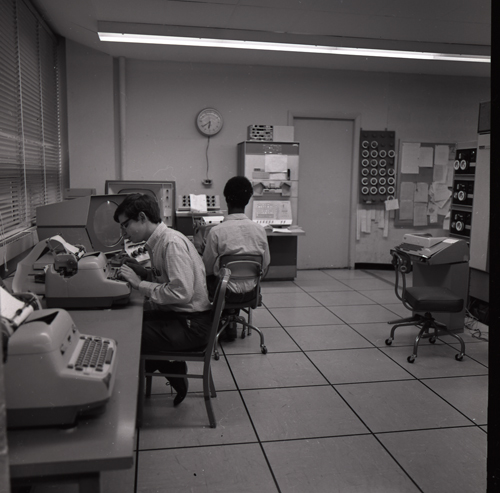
top-left (379, 168), bottom-right (387, 176)
top-left (371, 141), bottom-right (378, 148)
top-left (460, 160), bottom-right (467, 170)
top-left (387, 177), bottom-right (396, 185)
top-left (455, 221), bottom-right (464, 231)
top-left (379, 149), bottom-right (387, 158)
top-left (379, 159), bottom-right (387, 167)
top-left (362, 159), bottom-right (369, 166)
top-left (388, 150), bottom-right (395, 158)
top-left (196, 108), bottom-right (223, 136)
top-left (370, 168), bottom-right (378, 176)
top-left (371, 159), bottom-right (378, 167)
top-left (378, 186), bottom-right (386, 195)
top-left (370, 186), bottom-right (378, 194)
top-left (362, 149), bottom-right (370, 158)
top-left (379, 177), bottom-right (386, 185)
top-left (458, 191), bottom-right (466, 201)
top-left (387, 168), bottom-right (395, 176)
top-left (361, 186), bottom-right (369, 195)
top-left (453, 160), bottom-right (460, 170)
top-left (387, 186), bottom-right (395, 194)
top-left (361, 168), bottom-right (369, 176)
top-left (387, 195), bottom-right (394, 200)
top-left (371, 150), bottom-right (378, 158)
top-left (361, 177), bottom-right (369, 185)
top-left (370, 177), bottom-right (378, 185)
top-left (362, 140), bottom-right (370, 148)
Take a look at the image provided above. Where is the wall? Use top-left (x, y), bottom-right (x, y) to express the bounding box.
top-left (65, 40), bottom-right (490, 264)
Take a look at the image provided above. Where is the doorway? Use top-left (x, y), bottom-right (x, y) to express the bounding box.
top-left (294, 117), bottom-right (354, 269)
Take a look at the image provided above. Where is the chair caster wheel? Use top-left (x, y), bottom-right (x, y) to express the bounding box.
top-left (385, 338), bottom-right (393, 346)
top-left (214, 351), bottom-right (220, 361)
top-left (407, 355), bottom-right (416, 363)
top-left (261, 346), bottom-right (267, 354)
top-left (455, 353), bottom-right (464, 361)
top-left (429, 337), bottom-right (436, 344)
top-left (241, 331), bottom-right (246, 339)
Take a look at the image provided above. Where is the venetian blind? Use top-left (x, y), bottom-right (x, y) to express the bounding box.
top-left (0, 0), bottom-right (62, 239)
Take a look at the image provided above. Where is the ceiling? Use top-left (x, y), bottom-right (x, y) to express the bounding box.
top-left (32, 0), bottom-right (491, 77)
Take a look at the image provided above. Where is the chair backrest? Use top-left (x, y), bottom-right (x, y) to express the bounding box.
top-left (203, 268), bottom-right (230, 362)
top-left (219, 254), bottom-right (263, 281)
top-left (390, 249), bottom-right (414, 311)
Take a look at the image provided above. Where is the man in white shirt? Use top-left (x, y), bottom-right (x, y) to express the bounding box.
top-left (116, 193), bottom-right (211, 406)
top-left (202, 177), bottom-right (270, 340)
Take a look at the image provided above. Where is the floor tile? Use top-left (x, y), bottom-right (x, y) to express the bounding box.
top-left (251, 307), bottom-right (281, 327)
top-left (350, 322), bottom-right (444, 348)
top-left (337, 277), bottom-right (393, 291)
top-left (285, 324), bottom-right (373, 350)
top-left (380, 344), bottom-right (489, 379)
top-left (423, 375), bottom-right (488, 425)
top-left (295, 269), bottom-right (334, 280)
top-left (322, 268), bottom-right (376, 280)
top-left (307, 348), bottom-right (414, 384)
top-left (293, 279), bottom-right (353, 292)
top-left (328, 304), bottom-right (400, 324)
top-left (269, 306), bottom-right (344, 326)
top-left (139, 390), bottom-right (258, 449)
top-left (377, 427), bottom-right (487, 493)
top-left (309, 290), bottom-right (376, 306)
top-left (358, 288), bottom-right (400, 304)
top-left (459, 341), bottom-right (488, 367)
top-left (137, 443), bottom-right (278, 493)
top-left (260, 281), bottom-right (304, 293)
top-left (264, 435), bottom-right (421, 493)
top-left (336, 380), bottom-right (472, 433)
top-left (262, 291), bottom-right (320, 308)
top-left (383, 302), bottom-right (414, 318)
top-left (226, 352), bottom-right (328, 389)
top-left (241, 386), bottom-right (368, 441)
top-left (221, 326), bottom-right (300, 354)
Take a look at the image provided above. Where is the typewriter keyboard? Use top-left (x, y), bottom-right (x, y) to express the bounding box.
top-left (69, 336), bottom-right (114, 373)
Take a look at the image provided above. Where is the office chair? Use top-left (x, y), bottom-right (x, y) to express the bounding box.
top-left (137, 268), bottom-right (230, 429)
top-left (213, 254), bottom-right (267, 360)
top-left (385, 250), bottom-right (466, 363)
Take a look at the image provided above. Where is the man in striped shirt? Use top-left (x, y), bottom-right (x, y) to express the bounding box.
top-left (115, 194), bottom-right (211, 406)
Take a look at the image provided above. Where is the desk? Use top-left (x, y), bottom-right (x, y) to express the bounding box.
top-left (8, 291), bottom-right (144, 492)
top-left (264, 227), bottom-right (305, 281)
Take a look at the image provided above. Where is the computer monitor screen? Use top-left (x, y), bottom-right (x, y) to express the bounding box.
top-left (36, 195), bottom-right (127, 253)
top-left (105, 180), bottom-right (175, 227)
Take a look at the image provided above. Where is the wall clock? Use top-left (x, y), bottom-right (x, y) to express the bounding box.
top-left (196, 108), bottom-right (223, 136)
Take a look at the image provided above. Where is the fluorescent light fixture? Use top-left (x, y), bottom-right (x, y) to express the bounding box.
top-left (98, 32), bottom-right (490, 63)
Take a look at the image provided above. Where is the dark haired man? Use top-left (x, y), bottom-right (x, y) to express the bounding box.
top-left (115, 193), bottom-right (211, 406)
top-left (202, 177), bottom-right (270, 340)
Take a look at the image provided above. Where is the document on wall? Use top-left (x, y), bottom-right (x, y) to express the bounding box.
top-left (433, 164), bottom-right (448, 183)
top-left (414, 182), bottom-right (429, 203)
top-left (413, 203), bottom-right (428, 227)
top-left (401, 143), bottom-right (420, 174)
top-left (399, 182), bottom-right (415, 220)
top-left (434, 145), bottom-right (450, 165)
top-left (419, 147), bottom-right (434, 168)
top-left (189, 194), bottom-right (207, 212)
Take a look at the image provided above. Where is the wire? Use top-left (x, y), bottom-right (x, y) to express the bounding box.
top-left (464, 308), bottom-right (489, 342)
top-left (205, 136), bottom-right (211, 180)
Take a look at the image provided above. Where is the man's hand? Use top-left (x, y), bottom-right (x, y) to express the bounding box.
top-left (121, 258), bottom-right (148, 280)
top-left (119, 264), bottom-right (143, 290)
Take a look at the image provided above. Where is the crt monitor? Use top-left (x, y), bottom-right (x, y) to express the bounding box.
top-left (105, 180), bottom-right (175, 227)
top-left (36, 195), bottom-right (127, 254)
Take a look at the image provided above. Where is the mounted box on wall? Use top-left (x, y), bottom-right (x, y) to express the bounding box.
top-left (247, 125), bottom-right (295, 142)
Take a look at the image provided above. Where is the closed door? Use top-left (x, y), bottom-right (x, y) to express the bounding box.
top-left (294, 118), bottom-right (354, 269)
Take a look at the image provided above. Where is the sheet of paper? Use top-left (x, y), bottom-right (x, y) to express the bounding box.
top-left (264, 154), bottom-right (288, 173)
top-left (413, 203), bottom-right (428, 226)
top-left (399, 200), bottom-right (414, 220)
top-left (401, 143), bottom-right (420, 174)
top-left (432, 164), bottom-right (448, 183)
top-left (431, 183), bottom-right (452, 204)
top-left (434, 145), bottom-right (450, 165)
top-left (400, 182), bottom-right (416, 201)
top-left (383, 210), bottom-right (389, 237)
top-left (385, 198), bottom-right (399, 211)
top-left (414, 182), bottom-right (429, 203)
top-left (0, 286), bottom-right (34, 327)
top-left (419, 147), bottom-right (434, 168)
top-left (189, 194), bottom-right (207, 212)
top-left (443, 212), bottom-right (451, 230)
top-left (48, 235), bottom-right (80, 255)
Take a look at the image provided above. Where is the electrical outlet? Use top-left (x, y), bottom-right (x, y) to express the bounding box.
top-left (202, 179), bottom-right (213, 187)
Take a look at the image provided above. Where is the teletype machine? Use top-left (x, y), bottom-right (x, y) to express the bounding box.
top-left (1, 286), bottom-right (118, 428)
top-left (13, 235), bottom-right (131, 309)
top-left (394, 234), bottom-right (469, 332)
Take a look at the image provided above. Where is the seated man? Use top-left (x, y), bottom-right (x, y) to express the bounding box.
top-left (202, 176), bottom-right (270, 340)
top-left (115, 193), bottom-right (212, 406)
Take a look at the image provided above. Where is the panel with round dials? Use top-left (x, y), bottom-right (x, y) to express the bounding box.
top-left (359, 130), bottom-right (396, 204)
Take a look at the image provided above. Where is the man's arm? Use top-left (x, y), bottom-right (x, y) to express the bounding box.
top-left (202, 229), bottom-right (218, 276)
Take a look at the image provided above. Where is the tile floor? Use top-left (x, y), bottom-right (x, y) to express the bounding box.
top-left (40, 268), bottom-right (489, 492)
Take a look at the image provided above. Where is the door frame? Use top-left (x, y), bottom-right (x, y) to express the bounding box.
top-left (288, 111), bottom-right (361, 269)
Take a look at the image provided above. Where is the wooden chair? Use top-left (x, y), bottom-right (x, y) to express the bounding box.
top-left (137, 268), bottom-right (230, 428)
top-left (385, 249), bottom-right (465, 363)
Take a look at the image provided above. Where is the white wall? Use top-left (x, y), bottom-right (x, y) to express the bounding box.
top-left (65, 40), bottom-right (490, 264)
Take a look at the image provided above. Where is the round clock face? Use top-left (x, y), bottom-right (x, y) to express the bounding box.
top-left (196, 108), bottom-right (223, 136)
